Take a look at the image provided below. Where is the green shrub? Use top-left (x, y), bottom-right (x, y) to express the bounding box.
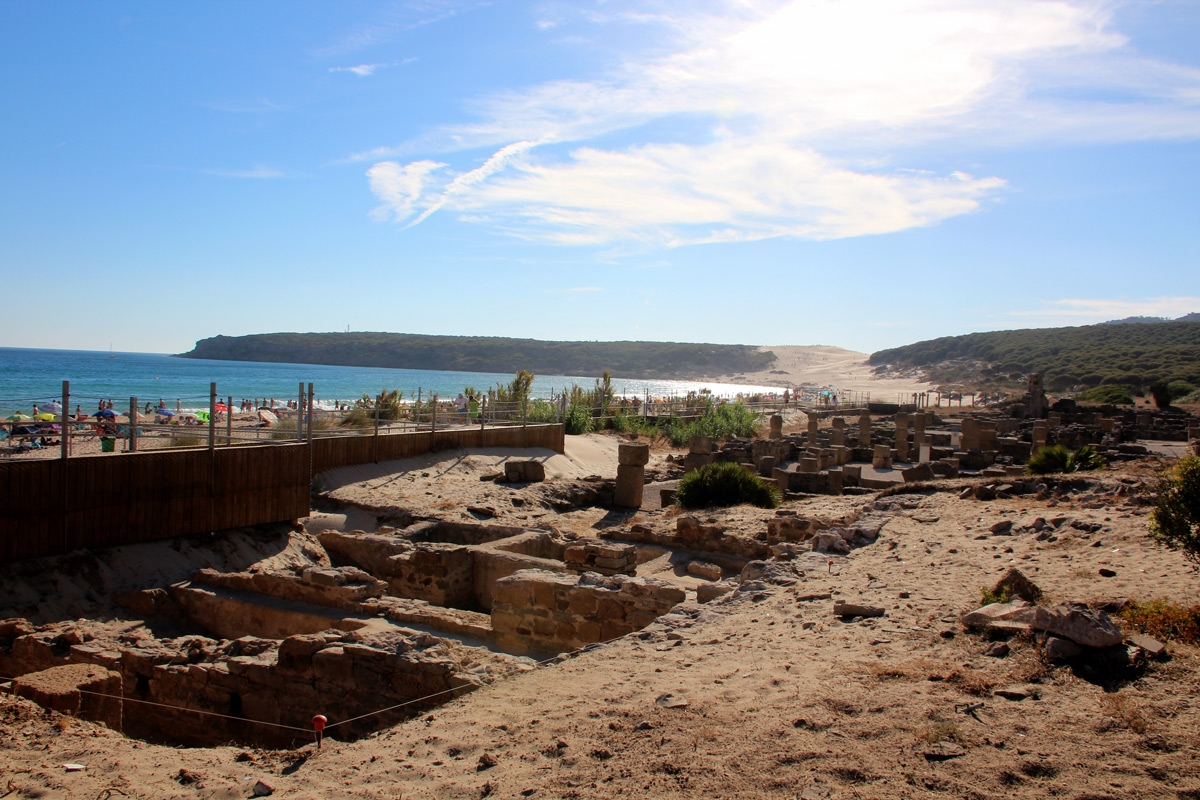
top-left (1168, 380), bottom-right (1196, 400)
top-left (564, 403), bottom-right (592, 435)
top-left (1149, 456), bottom-right (1200, 565)
top-left (665, 402), bottom-right (762, 447)
top-left (1027, 444), bottom-right (1105, 475)
top-left (1077, 385), bottom-right (1134, 405)
top-left (979, 585), bottom-right (1014, 606)
top-left (674, 462), bottom-right (780, 510)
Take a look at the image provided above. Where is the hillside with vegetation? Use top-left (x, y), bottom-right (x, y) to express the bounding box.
top-left (868, 321), bottom-right (1200, 394)
top-left (177, 332), bottom-right (776, 380)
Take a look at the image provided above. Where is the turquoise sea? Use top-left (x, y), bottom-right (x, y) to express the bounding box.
top-left (0, 347), bottom-right (786, 417)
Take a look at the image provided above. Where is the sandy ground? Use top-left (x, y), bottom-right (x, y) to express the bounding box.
top-left (704, 345), bottom-right (933, 402)
top-left (2, 434), bottom-right (1199, 799)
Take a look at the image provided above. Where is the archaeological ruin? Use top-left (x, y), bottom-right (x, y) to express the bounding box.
top-left (2, 380), bottom-right (1197, 752)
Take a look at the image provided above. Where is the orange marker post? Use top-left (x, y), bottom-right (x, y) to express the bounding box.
top-left (312, 714), bottom-right (328, 748)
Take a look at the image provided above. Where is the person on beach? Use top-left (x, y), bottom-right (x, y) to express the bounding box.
top-left (455, 393), bottom-right (467, 422)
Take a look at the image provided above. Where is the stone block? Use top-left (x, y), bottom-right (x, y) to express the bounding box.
top-left (901, 463), bottom-right (935, 482)
top-left (769, 414), bottom-right (783, 439)
top-left (686, 561), bottom-right (723, 581)
top-left (618, 442), bottom-right (651, 466)
top-left (688, 435), bottom-right (714, 454)
top-left (504, 460), bottom-right (545, 483)
top-left (682, 453), bottom-right (713, 473)
top-left (12, 664), bottom-right (123, 732)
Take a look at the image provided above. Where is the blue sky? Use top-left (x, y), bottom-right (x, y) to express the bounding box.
top-left (2, 0), bottom-right (1198, 356)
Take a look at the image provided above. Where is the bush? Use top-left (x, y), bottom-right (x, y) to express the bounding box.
top-left (1169, 380), bottom-right (1197, 400)
top-left (1027, 444), bottom-right (1105, 475)
top-left (665, 402), bottom-right (762, 447)
top-left (564, 403), bottom-right (592, 435)
top-left (1149, 456), bottom-right (1200, 565)
top-left (1077, 385), bottom-right (1134, 405)
top-left (1120, 598), bottom-right (1200, 644)
top-left (674, 461), bottom-right (780, 510)
top-left (1149, 380), bottom-right (1172, 409)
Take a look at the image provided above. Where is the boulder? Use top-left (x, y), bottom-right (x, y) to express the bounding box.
top-left (810, 532), bottom-right (850, 554)
top-left (1044, 636), bottom-right (1083, 661)
top-left (696, 581), bottom-right (736, 604)
top-left (1039, 606), bottom-right (1123, 648)
top-left (833, 601), bottom-right (884, 618)
top-left (990, 568), bottom-right (1042, 602)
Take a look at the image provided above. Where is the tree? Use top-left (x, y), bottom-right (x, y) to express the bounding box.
top-left (1149, 380), bottom-right (1172, 409)
top-left (1149, 456), bottom-right (1200, 566)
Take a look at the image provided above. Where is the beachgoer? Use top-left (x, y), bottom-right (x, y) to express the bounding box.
top-left (783, 389), bottom-right (790, 406)
top-left (455, 393), bottom-right (467, 421)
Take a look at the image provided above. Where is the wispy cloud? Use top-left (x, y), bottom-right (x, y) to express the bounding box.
top-left (314, 2), bottom-right (477, 58)
top-left (200, 166), bottom-right (288, 179)
top-left (369, 140), bottom-right (543, 227)
top-left (330, 63), bottom-right (385, 77)
top-left (552, 286), bottom-right (604, 294)
top-left (362, 0), bottom-right (1200, 246)
top-left (329, 58), bottom-right (414, 77)
top-left (1010, 297), bottom-right (1200, 326)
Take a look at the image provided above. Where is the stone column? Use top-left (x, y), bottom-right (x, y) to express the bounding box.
top-left (980, 420), bottom-right (998, 452)
top-left (858, 412), bottom-right (871, 446)
top-left (807, 412), bottom-right (819, 447)
top-left (1032, 422), bottom-right (1048, 455)
top-left (615, 442), bottom-right (649, 508)
top-left (961, 418), bottom-right (981, 450)
top-left (830, 417), bottom-right (844, 447)
top-left (913, 412), bottom-right (927, 460)
top-left (894, 413), bottom-right (910, 462)
top-left (872, 444), bottom-right (893, 469)
top-left (769, 414), bottom-right (783, 439)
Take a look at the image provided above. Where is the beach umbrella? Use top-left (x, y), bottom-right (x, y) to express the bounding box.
top-left (34, 413), bottom-right (55, 422)
top-left (95, 408), bottom-right (117, 418)
top-left (7, 412), bottom-right (32, 422)
top-left (214, 402), bottom-right (228, 413)
top-left (257, 409), bottom-right (277, 425)
top-left (41, 401), bottom-right (62, 414)
top-left (194, 410), bottom-right (210, 423)
top-left (155, 408), bottom-right (174, 417)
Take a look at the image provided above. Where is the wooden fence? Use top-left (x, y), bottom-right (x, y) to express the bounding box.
top-left (0, 423), bottom-right (564, 564)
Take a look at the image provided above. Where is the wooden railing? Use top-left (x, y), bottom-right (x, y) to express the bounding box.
top-left (0, 423), bottom-right (564, 563)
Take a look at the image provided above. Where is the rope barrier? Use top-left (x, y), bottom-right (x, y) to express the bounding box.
top-left (1, 674), bottom-right (312, 734)
top-left (0, 629), bottom-right (641, 742)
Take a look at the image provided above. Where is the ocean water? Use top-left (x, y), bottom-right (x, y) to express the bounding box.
top-left (0, 347), bottom-right (788, 416)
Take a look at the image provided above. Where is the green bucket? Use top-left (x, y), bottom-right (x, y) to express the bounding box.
top-left (100, 437), bottom-right (115, 453)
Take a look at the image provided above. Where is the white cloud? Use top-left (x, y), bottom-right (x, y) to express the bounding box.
top-left (367, 159), bottom-right (446, 221)
top-left (330, 63), bottom-right (386, 77)
top-left (363, 0), bottom-right (1200, 245)
top-left (1011, 297), bottom-right (1200, 326)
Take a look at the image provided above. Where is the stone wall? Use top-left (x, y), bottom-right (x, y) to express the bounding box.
top-left (491, 570), bottom-right (686, 653)
top-left (611, 517), bottom-right (771, 560)
top-left (1, 619), bottom-right (529, 748)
